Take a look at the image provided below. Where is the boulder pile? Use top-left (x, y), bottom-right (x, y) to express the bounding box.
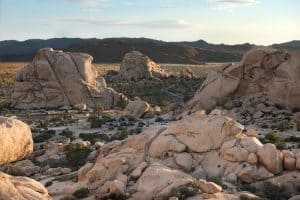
top-left (119, 51), bottom-right (169, 81)
top-left (187, 47), bottom-right (300, 112)
top-left (0, 117), bottom-right (51, 200)
top-left (12, 48), bottom-right (127, 109)
top-left (49, 111), bottom-right (300, 199)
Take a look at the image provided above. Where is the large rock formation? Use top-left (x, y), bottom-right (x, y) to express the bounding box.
top-left (119, 51), bottom-right (168, 81)
top-left (0, 117), bottom-right (33, 165)
top-left (187, 47), bottom-right (300, 112)
top-left (66, 111), bottom-right (298, 199)
top-left (12, 48), bottom-right (127, 109)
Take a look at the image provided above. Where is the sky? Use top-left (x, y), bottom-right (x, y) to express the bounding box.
top-left (0, 0), bottom-right (299, 45)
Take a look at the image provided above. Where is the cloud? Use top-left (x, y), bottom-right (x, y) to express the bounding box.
top-left (211, 0), bottom-right (257, 4)
top-left (65, 0), bottom-right (106, 8)
top-left (207, 0), bottom-right (259, 10)
top-left (61, 18), bottom-right (197, 29)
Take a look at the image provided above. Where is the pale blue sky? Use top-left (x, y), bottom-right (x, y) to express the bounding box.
top-left (0, 0), bottom-right (299, 44)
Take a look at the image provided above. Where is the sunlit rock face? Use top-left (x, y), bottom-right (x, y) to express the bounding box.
top-left (187, 47), bottom-right (300, 112)
top-left (120, 51), bottom-right (168, 81)
top-left (12, 48), bottom-right (127, 109)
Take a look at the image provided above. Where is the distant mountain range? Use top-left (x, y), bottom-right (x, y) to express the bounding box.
top-left (0, 38), bottom-right (299, 64)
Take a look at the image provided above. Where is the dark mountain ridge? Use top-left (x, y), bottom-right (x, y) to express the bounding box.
top-left (0, 37), bottom-right (299, 64)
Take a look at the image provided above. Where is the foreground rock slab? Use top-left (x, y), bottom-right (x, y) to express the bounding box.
top-left (65, 111), bottom-right (298, 199)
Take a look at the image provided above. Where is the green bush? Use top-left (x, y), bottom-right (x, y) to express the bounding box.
top-left (263, 131), bottom-right (286, 150)
top-left (79, 132), bottom-right (110, 144)
top-left (33, 130), bottom-right (56, 143)
top-left (65, 144), bottom-right (91, 170)
top-left (285, 136), bottom-right (300, 148)
top-left (73, 188), bottom-right (89, 199)
top-left (261, 182), bottom-right (290, 200)
top-left (168, 180), bottom-right (200, 200)
top-left (45, 181), bottom-right (53, 187)
top-left (59, 129), bottom-right (74, 138)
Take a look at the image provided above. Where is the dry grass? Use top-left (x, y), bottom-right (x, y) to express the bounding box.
top-left (0, 62), bottom-right (28, 83)
top-left (94, 62), bottom-right (222, 78)
top-left (0, 62), bottom-right (222, 81)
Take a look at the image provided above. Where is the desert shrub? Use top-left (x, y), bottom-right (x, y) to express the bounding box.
top-left (138, 121), bottom-right (145, 127)
top-left (134, 127), bottom-right (143, 134)
top-left (261, 182), bottom-right (290, 200)
top-left (126, 115), bottom-right (137, 122)
top-left (285, 136), bottom-right (300, 147)
top-left (168, 180), bottom-right (200, 200)
top-left (239, 184), bottom-right (257, 193)
top-left (60, 197), bottom-right (75, 200)
top-left (207, 176), bottom-right (227, 189)
top-left (277, 121), bottom-right (293, 131)
top-left (263, 131), bottom-right (286, 150)
top-left (33, 130), bottom-right (56, 143)
top-left (79, 132), bottom-right (110, 144)
top-left (88, 115), bottom-right (112, 128)
top-left (274, 104), bottom-right (284, 110)
top-left (50, 111), bottom-right (77, 125)
top-left (59, 129), bottom-right (74, 138)
top-left (110, 130), bottom-right (128, 141)
top-left (73, 188), bottom-right (89, 199)
top-left (108, 77), bottom-right (204, 109)
top-left (45, 181), bottom-right (53, 187)
top-left (155, 117), bottom-right (164, 122)
top-left (65, 144), bottom-right (91, 169)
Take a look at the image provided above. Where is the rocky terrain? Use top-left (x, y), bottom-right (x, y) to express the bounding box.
top-left (0, 47), bottom-right (300, 200)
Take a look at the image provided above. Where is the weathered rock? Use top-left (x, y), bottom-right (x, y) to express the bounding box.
top-left (148, 135), bottom-right (186, 158)
top-left (246, 153), bottom-right (258, 165)
top-left (234, 163), bottom-right (274, 183)
top-left (199, 179), bottom-right (222, 194)
top-left (0, 172), bottom-right (51, 200)
top-left (132, 163), bottom-right (193, 200)
top-left (12, 48), bottom-right (127, 109)
top-left (35, 141), bottom-right (65, 163)
top-left (289, 195), bottom-right (300, 200)
top-left (0, 117), bottom-right (33, 165)
top-left (187, 47), bottom-right (300, 112)
top-left (282, 150), bottom-right (296, 171)
top-left (257, 143), bottom-right (283, 174)
top-left (162, 113), bottom-right (244, 153)
top-left (240, 137), bottom-right (263, 153)
top-left (120, 51), bottom-right (168, 81)
top-left (130, 162), bottom-right (148, 179)
top-left (5, 160), bottom-right (40, 176)
top-left (296, 153), bottom-right (300, 170)
top-left (44, 167), bottom-right (72, 176)
top-left (250, 171), bottom-right (300, 197)
top-left (221, 145), bottom-right (249, 162)
top-left (175, 153), bottom-right (193, 172)
top-left (124, 98), bottom-right (150, 118)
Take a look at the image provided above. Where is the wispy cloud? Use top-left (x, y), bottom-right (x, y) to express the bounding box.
top-left (65, 0), bottom-right (108, 8)
top-left (207, 0), bottom-right (259, 10)
top-left (61, 18), bottom-right (198, 29)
